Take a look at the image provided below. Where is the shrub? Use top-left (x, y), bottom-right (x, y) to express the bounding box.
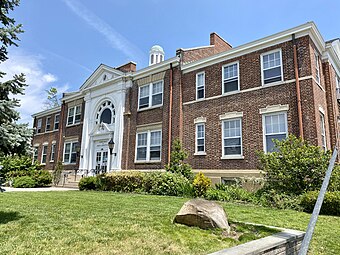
top-left (1, 155), bottom-right (42, 179)
top-left (33, 170), bottom-right (52, 187)
top-left (205, 189), bottom-right (233, 201)
top-left (144, 172), bottom-right (192, 197)
top-left (329, 165), bottom-right (340, 192)
top-left (193, 172), bottom-right (211, 197)
top-left (258, 135), bottom-right (331, 195)
top-left (12, 176), bottom-right (36, 188)
top-left (300, 191), bottom-right (340, 216)
top-left (52, 161), bottom-right (63, 186)
top-left (215, 184), bottom-right (254, 202)
top-left (254, 188), bottom-right (301, 210)
top-left (79, 176), bottom-right (98, 191)
top-left (96, 172), bottom-right (145, 192)
top-left (165, 139), bottom-right (193, 179)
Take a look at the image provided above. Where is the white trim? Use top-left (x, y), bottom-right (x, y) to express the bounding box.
top-left (219, 111), bottom-right (243, 120)
top-left (319, 111), bottom-right (327, 151)
top-left (66, 105), bottom-right (82, 126)
top-left (194, 117), bottom-right (207, 124)
top-left (314, 52), bottom-right (320, 84)
top-left (41, 144), bottom-right (48, 164)
top-left (42, 142), bottom-right (49, 145)
top-left (138, 80), bottom-right (164, 110)
top-left (259, 104), bottom-right (289, 114)
top-left (54, 114), bottom-right (60, 130)
top-left (31, 106), bottom-right (60, 118)
top-left (318, 106), bottom-right (325, 115)
top-left (33, 143), bottom-right (40, 147)
top-left (221, 117), bottom-right (243, 158)
top-left (261, 48), bottom-right (284, 86)
top-left (222, 61), bottom-right (240, 94)
top-left (262, 111), bottom-right (288, 153)
top-left (45, 116), bottom-right (51, 132)
top-left (135, 129), bottom-right (162, 163)
top-left (196, 71), bottom-right (205, 100)
top-left (195, 123), bottom-right (206, 155)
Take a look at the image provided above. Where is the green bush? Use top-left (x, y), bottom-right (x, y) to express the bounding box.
top-left (215, 184), bottom-right (254, 202)
top-left (52, 161), bottom-right (63, 186)
top-left (144, 172), bottom-right (192, 197)
top-left (205, 189), bottom-right (233, 201)
top-left (165, 139), bottom-right (193, 179)
top-left (79, 176), bottom-right (98, 191)
top-left (193, 172), bottom-right (211, 197)
top-left (33, 170), bottom-right (52, 187)
top-left (300, 191), bottom-right (340, 216)
top-left (1, 155), bottom-right (42, 179)
top-left (254, 188), bottom-right (301, 210)
top-left (329, 165), bottom-right (340, 192)
top-left (96, 172), bottom-right (145, 192)
top-left (258, 135), bottom-right (331, 195)
top-left (12, 176), bottom-right (36, 188)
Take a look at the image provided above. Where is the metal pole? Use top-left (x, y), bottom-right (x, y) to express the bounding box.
top-left (299, 147), bottom-right (338, 255)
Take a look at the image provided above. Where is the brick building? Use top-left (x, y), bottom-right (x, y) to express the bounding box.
top-left (31, 22), bottom-right (340, 183)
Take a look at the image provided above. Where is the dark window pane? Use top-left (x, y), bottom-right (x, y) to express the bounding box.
top-left (75, 114), bottom-right (81, 123)
top-left (152, 93), bottom-right (162, 106)
top-left (264, 67), bottom-right (281, 83)
top-left (224, 138), bottom-right (241, 147)
top-left (197, 139), bottom-right (204, 146)
top-left (197, 88), bottom-right (204, 99)
top-left (137, 148), bottom-right (147, 160)
top-left (100, 108), bottom-right (112, 124)
top-left (67, 116), bottom-right (73, 125)
top-left (70, 153), bottom-right (77, 163)
top-left (139, 97), bottom-right (149, 108)
top-left (224, 79), bottom-right (238, 93)
top-left (224, 146), bottom-right (241, 155)
top-left (197, 145), bottom-right (205, 152)
top-left (150, 150), bottom-right (160, 160)
top-left (266, 134), bottom-right (286, 152)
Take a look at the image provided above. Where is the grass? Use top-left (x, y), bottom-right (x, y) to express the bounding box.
top-left (0, 192), bottom-right (338, 255)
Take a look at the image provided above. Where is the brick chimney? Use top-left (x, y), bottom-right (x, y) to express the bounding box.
top-left (210, 32), bottom-right (232, 53)
top-left (116, 61), bottom-right (137, 73)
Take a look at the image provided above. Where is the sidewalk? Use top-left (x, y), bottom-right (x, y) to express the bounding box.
top-left (0, 186), bottom-right (78, 192)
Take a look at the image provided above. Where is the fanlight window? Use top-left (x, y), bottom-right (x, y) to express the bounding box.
top-left (95, 100), bottom-right (115, 125)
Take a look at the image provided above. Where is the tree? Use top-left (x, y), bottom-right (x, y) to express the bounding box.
top-left (0, 0), bottom-right (32, 157)
top-left (165, 138), bottom-right (193, 179)
top-left (44, 87), bottom-right (60, 109)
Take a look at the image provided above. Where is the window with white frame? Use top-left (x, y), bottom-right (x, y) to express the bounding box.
top-left (50, 143), bottom-right (56, 162)
top-left (54, 114), bottom-right (60, 130)
top-left (37, 118), bottom-right (42, 133)
top-left (67, 105), bottom-right (81, 125)
top-left (136, 130), bottom-right (162, 161)
top-left (263, 112), bottom-right (287, 152)
top-left (336, 75), bottom-right (340, 89)
top-left (262, 50), bottom-right (282, 85)
top-left (41, 145), bottom-right (48, 164)
top-left (314, 53), bottom-right (320, 84)
top-left (33, 146), bottom-right (39, 162)
top-left (196, 72), bottom-right (205, 100)
top-left (223, 62), bottom-right (239, 93)
top-left (45, 117), bottom-right (51, 132)
top-left (222, 118), bottom-right (242, 156)
top-left (63, 141), bottom-right (79, 164)
top-left (138, 81), bottom-right (163, 110)
top-left (196, 123), bottom-right (205, 153)
top-left (320, 112), bottom-right (326, 151)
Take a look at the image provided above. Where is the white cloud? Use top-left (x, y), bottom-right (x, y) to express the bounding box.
top-left (63, 0), bottom-right (146, 64)
top-left (0, 50), bottom-right (69, 126)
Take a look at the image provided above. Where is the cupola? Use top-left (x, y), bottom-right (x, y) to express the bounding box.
top-left (149, 45), bottom-right (165, 66)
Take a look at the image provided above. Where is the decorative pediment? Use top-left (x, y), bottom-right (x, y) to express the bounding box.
top-left (90, 122), bottom-right (114, 136)
top-left (80, 64), bottom-right (124, 91)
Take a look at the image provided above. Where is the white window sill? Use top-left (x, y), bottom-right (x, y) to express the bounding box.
top-left (194, 152), bottom-right (206, 156)
top-left (195, 97), bottom-right (205, 102)
top-left (137, 104), bottom-right (163, 112)
top-left (261, 79), bottom-right (284, 87)
top-left (221, 155), bottom-right (244, 160)
top-left (222, 90), bottom-right (240, 96)
top-left (66, 122), bottom-right (82, 128)
top-left (134, 160), bottom-right (161, 164)
top-left (41, 163), bottom-right (46, 165)
top-left (62, 163), bottom-right (77, 165)
top-left (49, 160), bottom-right (54, 163)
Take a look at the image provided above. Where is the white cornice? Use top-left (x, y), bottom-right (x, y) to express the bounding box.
top-left (259, 104), bottom-right (289, 114)
top-left (31, 106), bottom-right (61, 118)
top-left (133, 57), bottom-right (180, 79)
top-left (182, 22), bottom-right (325, 74)
top-left (324, 40), bottom-right (340, 77)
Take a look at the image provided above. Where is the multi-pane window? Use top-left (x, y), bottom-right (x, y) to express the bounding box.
top-left (136, 130), bottom-right (162, 161)
top-left (320, 112), bottom-right (326, 151)
top-left (33, 146), bottom-right (39, 162)
top-left (50, 143), bottom-right (55, 162)
top-left (138, 81), bottom-right (163, 110)
top-left (196, 123), bottom-right (205, 153)
top-left (223, 63), bottom-right (239, 93)
top-left (196, 72), bottom-right (205, 100)
top-left (262, 50), bottom-right (282, 84)
top-left (67, 105), bottom-right (81, 125)
top-left (45, 117), bottom-right (51, 132)
top-left (314, 53), bottom-right (320, 84)
top-left (222, 119), bottom-right (242, 156)
top-left (54, 114), bottom-right (60, 130)
top-left (263, 113), bottom-right (287, 152)
top-left (37, 119), bottom-right (42, 133)
top-left (63, 142), bottom-right (79, 164)
top-left (41, 145), bottom-right (48, 164)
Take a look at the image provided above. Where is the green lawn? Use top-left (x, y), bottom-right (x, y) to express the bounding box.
top-left (0, 192), bottom-right (339, 255)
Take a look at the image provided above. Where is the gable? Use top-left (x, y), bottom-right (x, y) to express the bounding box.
top-left (80, 64), bottom-right (124, 91)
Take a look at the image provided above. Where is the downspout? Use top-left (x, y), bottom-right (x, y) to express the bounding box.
top-left (57, 101), bottom-right (66, 161)
top-left (168, 63), bottom-right (173, 164)
top-left (292, 34), bottom-right (304, 139)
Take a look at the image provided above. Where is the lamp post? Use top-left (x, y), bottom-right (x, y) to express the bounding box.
top-left (108, 138), bottom-right (116, 172)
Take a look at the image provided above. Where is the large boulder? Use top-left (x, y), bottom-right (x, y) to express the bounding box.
top-left (174, 198), bottom-right (230, 233)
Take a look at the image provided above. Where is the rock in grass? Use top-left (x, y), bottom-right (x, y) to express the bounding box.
top-left (174, 198), bottom-right (230, 233)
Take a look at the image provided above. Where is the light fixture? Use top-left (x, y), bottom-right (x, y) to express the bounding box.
top-left (108, 138), bottom-right (116, 156)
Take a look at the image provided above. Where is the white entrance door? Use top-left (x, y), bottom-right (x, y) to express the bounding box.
top-left (95, 147), bottom-right (108, 174)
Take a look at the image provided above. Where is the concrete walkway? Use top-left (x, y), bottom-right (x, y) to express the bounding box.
top-left (0, 186), bottom-right (78, 192)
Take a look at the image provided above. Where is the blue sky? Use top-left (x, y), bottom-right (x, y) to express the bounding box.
top-left (2, 0), bottom-right (340, 125)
